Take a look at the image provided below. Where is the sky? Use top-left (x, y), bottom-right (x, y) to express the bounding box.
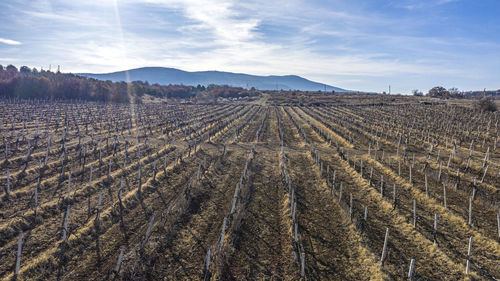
top-left (0, 0), bottom-right (499, 93)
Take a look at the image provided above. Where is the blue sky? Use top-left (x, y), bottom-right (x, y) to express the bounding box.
top-left (0, 0), bottom-right (499, 93)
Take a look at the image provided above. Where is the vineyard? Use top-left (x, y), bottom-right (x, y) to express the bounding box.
top-left (0, 99), bottom-right (499, 280)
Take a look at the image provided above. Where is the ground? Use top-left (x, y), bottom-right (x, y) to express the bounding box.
top-left (0, 96), bottom-right (498, 280)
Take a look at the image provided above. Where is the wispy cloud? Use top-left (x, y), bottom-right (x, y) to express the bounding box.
top-left (0, 38), bottom-right (21, 45)
top-left (397, 0), bottom-right (460, 10)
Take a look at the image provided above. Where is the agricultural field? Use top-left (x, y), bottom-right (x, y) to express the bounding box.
top-left (0, 99), bottom-right (499, 280)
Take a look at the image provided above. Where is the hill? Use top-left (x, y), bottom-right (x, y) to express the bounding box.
top-left (78, 67), bottom-right (348, 92)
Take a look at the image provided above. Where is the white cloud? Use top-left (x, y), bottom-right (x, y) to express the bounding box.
top-left (137, 0), bottom-right (260, 44)
top-left (0, 38), bottom-right (21, 45)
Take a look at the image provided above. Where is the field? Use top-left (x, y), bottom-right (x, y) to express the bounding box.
top-left (0, 98), bottom-right (499, 280)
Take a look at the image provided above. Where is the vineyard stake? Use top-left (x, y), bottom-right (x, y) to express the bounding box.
top-left (438, 162), bottom-right (442, 181)
top-left (62, 204), bottom-right (70, 242)
top-left (205, 248), bottom-right (211, 275)
top-left (413, 199), bottom-right (416, 228)
top-left (115, 247), bottom-right (125, 274)
top-left (369, 167), bottom-right (373, 186)
top-left (409, 165), bottom-right (412, 184)
top-left (380, 175), bottom-right (384, 196)
top-left (497, 213), bottom-right (500, 240)
top-left (144, 212), bottom-right (156, 245)
top-left (393, 184), bottom-right (396, 206)
top-left (481, 165), bottom-right (488, 183)
top-left (338, 182), bottom-right (343, 203)
top-left (466, 236), bottom-right (473, 275)
top-left (468, 197), bottom-right (472, 226)
top-left (220, 217), bottom-right (227, 250)
top-left (408, 258), bottom-right (415, 280)
top-left (300, 252), bottom-right (305, 277)
top-left (380, 227), bottom-right (390, 265)
top-left (15, 230), bottom-right (23, 276)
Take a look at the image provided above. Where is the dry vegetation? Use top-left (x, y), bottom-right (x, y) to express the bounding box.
top-left (0, 96), bottom-right (499, 280)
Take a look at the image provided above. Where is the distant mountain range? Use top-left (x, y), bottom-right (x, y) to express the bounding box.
top-left (78, 67), bottom-right (348, 92)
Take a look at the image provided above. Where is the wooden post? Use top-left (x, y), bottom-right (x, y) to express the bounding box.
top-left (483, 147), bottom-right (489, 168)
top-left (220, 217), bottom-right (227, 250)
top-left (66, 171), bottom-right (71, 203)
top-left (369, 167), bottom-right (373, 186)
top-left (481, 165), bottom-right (488, 183)
top-left (205, 247), bottom-right (211, 270)
top-left (153, 160), bottom-right (157, 182)
top-left (434, 213), bottom-right (438, 234)
top-left (466, 236), bottom-right (473, 275)
top-left (393, 184), bottom-right (396, 206)
top-left (468, 197), bottom-right (472, 226)
top-left (409, 165), bottom-right (412, 184)
top-left (381, 227), bottom-right (390, 265)
top-left (62, 204), bottom-right (70, 242)
top-left (231, 184), bottom-right (239, 214)
top-left (408, 258), bottom-right (415, 280)
top-left (300, 252), bottom-right (305, 277)
top-left (15, 230), bottom-right (23, 276)
top-left (163, 154), bottom-right (167, 174)
top-left (115, 247), bottom-right (125, 273)
top-left (144, 212), bottom-right (156, 244)
top-left (413, 199), bottom-right (416, 228)
top-left (380, 175), bottom-right (384, 196)
top-left (108, 159), bottom-right (112, 182)
top-left (438, 162), bottom-right (442, 181)
top-left (497, 213), bottom-right (500, 240)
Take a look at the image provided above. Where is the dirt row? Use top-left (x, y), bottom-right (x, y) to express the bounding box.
top-left (289, 105), bottom-right (499, 280)
top-left (0, 104), bottom-right (254, 280)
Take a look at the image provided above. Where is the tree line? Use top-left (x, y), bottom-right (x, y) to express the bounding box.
top-left (0, 65), bottom-right (258, 103)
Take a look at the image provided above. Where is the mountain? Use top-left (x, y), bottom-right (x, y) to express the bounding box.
top-left (78, 67), bottom-right (348, 92)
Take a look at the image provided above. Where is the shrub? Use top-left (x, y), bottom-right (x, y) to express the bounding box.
top-left (475, 97), bottom-right (497, 112)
